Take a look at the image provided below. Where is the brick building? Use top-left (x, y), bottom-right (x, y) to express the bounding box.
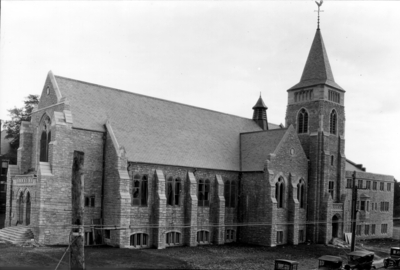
top-left (4, 27), bottom-right (394, 248)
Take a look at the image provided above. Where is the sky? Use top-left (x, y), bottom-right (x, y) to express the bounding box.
top-left (0, 1), bottom-right (399, 179)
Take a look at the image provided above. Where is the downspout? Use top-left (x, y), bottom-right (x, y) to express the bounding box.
top-left (101, 126), bottom-right (107, 223)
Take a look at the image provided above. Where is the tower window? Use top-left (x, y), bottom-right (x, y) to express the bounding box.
top-left (275, 177), bottom-right (285, 208)
top-left (297, 109), bottom-right (308, 134)
top-left (297, 179), bottom-right (305, 208)
top-left (39, 115), bottom-right (52, 162)
top-left (328, 90), bottom-right (340, 103)
top-left (328, 181), bottom-right (334, 199)
top-left (330, 110), bottom-right (337, 135)
top-left (330, 155), bottom-right (335, 166)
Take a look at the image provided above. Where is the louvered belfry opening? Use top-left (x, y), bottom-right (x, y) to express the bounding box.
top-left (252, 95), bottom-right (268, 130)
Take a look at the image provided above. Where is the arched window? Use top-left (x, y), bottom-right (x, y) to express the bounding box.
top-left (226, 229), bottom-right (236, 243)
top-left (224, 180), bottom-right (236, 208)
top-left (297, 109), bottom-right (308, 134)
top-left (39, 115), bottom-right (51, 162)
top-left (297, 179), bottom-right (305, 209)
top-left (198, 179), bottom-right (210, 207)
top-left (132, 174), bottom-right (148, 206)
top-left (130, 233), bottom-right (148, 248)
top-left (197, 230), bottom-right (210, 244)
top-left (166, 177), bottom-right (182, 206)
top-left (275, 177), bottom-right (284, 208)
top-left (330, 110), bottom-right (337, 135)
top-left (166, 231), bottom-right (181, 246)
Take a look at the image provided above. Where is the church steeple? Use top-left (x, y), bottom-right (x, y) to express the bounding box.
top-left (252, 95), bottom-right (268, 130)
top-left (288, 29), bottom-right (343, 91)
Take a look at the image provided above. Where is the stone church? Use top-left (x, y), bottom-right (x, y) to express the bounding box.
top-left (4, 26), bottom-right (394, 248)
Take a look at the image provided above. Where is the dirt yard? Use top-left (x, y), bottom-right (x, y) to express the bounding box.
top-left (0, 239), bottom-right (397, 269)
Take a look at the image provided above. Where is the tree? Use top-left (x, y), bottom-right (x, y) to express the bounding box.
top-left (2, 94), bottom-right (39, 150)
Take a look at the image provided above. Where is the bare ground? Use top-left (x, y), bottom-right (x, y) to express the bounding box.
top-left (0, 238), bottom-right (397, 269)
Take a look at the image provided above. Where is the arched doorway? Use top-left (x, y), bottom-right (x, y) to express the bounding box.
top-left (25, 192), bottom-right (31, 225)
top-left (18, 192), bottom-right (24, 225)
top-left (332, 215), bottom-right (339, 239)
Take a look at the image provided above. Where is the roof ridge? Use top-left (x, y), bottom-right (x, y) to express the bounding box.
top-left (241, 128), bottom-right (287, 135)
top-left (55, 75), bottom-right (275, 123)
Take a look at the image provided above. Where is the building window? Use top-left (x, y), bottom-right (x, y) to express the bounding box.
top-left (297, 109), bottom-right (308, 134)
top-left (328, 181), bottom-right (334, 199)
top-left (166, 231), bottom-right (181, 246)
top-left (385, 202), bottom-right (389, 211)
top-left (360, 201), bottom-right (366, 211)
top-left (166, 177), bottom-right (182, 206)
top-left (330, 110), bottom-right (337, 135)
top-left (381, 224), bottom-right (388, 234)
top-left (275, 177), bottom-right (285, 208)
top-left (132, 174), bottom-right (148, 206)
top-left (277, 231), bottom-right (284, 244)
top-left (328, 90), bottom-right (340, 103)
top-left (198, 179), bottom-right (210, 207)
top-left (85, 195), bottom-right (95, 207)
top-left (330, 155), bottom-right (335, 166)
top-left (226, 229), bottom-right (235, 243)
top-left (298, 230), bottom-right (305, 243)
top-left (104, 230), bottom-right (110, 239)
top-left (294, 89), bottom-right (313, 102)
top-left (373, 181), bottom-right (377, 190)
top-left (371, 224), bottom-right (376, 235)
top-left (356, 225), bottom-right (362, 236)
top-left (366, 181), bottom-right (371, 190)
top-left (197, 230), bottom-right (210, 244)
top-left (130, 233), bottom-right (148, 248)
top-left (224, 180), bottom-right (236, 208)
top-left (365, 225), bottom-right (370, 235)
top-left (297, 179), bottom-right (305, 208)
top-left (380, 182), bottom-right (384, 191)
top-left (358, 180), bottom-right (363, 189)
top-left (39, 115), bottom-right (52, 162)
top-left (387, 183), bottom-right (391, 191)
top-left (346, 179), bottom-right (352, 188)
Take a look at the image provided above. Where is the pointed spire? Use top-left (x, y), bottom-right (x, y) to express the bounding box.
top-left (288, 29), bottom-right (343, 91)
top-left (252, 95), bottom-right (268, 109)
top-left (252, 94), bottom-right (269, 130)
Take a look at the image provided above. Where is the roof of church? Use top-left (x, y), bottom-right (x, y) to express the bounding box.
top-left (240, 128), bottom-right (289, 171)
top-left (54, 75), bottom-right (280, 171)
top-left (289, 29), bottom-right (344, 91)
top-left (252, 95), bottom-right (268, 109)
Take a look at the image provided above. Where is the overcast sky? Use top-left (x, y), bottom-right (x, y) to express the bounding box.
top-left (0, 1), bottom-right (399, 179)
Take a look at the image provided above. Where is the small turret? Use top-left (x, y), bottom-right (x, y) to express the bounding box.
top-left (252, 95), bottom-right (268, 130)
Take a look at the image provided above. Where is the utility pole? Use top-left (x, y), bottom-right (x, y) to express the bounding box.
top-left (350, 171), bottom-right (358, 252)
top-left (70, 151), bottom-right (85, 269)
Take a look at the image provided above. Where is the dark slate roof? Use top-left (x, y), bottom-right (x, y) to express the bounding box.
top-left (289, 30), bottom-right (344, 91)
top-left (240, 128), bottom-right (288, 171)
top-left (252, 96), bottom-right (268, 109)
top-left (55, 75), bottom-right (281, 171)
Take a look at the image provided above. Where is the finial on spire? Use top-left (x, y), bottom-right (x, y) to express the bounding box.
top-left (315, 0), bottom-right (324, 30)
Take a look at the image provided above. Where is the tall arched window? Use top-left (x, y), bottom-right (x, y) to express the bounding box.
top-left (166, 177), bottom-right (182, 206)
top-left (198, 179), bottom-right (210, 207)
top-left (330, 110), bottom-right (337, 135)
top-left (275, 177), bottom-right (284, 208)
top-left (132, 174), bottom-right (148, 206)
top-left (297, 179), bottom-right (305, 209)
top-left (224, 180), bottom-right (236, 208)
top-left (297, 109), bottom-right (308, 134)
top-left (39, 116), bottom-right (51, 162)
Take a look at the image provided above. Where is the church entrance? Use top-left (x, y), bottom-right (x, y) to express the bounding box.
top-left (25, 192), bottom-right (31, 226)
top-left (332, 215), bottom-right (340, 239)
top-left (18, 192), bottom-right (24, 225)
